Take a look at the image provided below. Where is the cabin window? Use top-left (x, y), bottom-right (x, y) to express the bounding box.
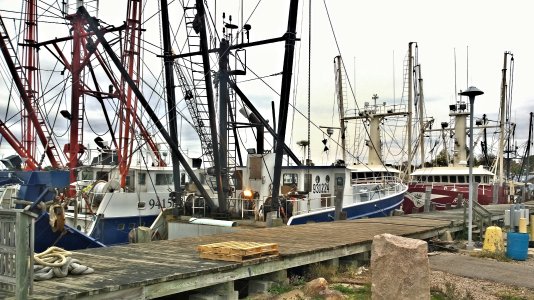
top-left (336, 176), bottom-right (344, 187)
top-left (117, 224), bottom-right (125, 231)
top-left (435, 176), bottom-right (441, 183)
top-left (126, 175), bottom-right (135, 192)
top-left (304, 174), bottom-right (312, 193)
top-left (475, 175), bottom-right (481, 183)
top-left (450, 176), bottom-right (457, 183)
top-left (81, 171), bottom-right (93, 180)
top-left (155, 173), bottom-right (173, 185)
top-left (138, 173), bottom-right (146, 185)
top-left (283, 173), bottom-right (298, 185)
top-left (440, 175), bottom-right (447, 183)
top-left (96, 171), bottom-right (109, 181)
top-left (458, 176), bottom-right (466, 183)
top-left (181, 173), bottom-right (186, 185)
top-left (233, 170), bottom-right (243, 190)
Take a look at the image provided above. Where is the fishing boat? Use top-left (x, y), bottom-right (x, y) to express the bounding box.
top-left (0, 1), bottom-right (215, 248)
top-left (0, 0), bottom-right (408, 249)
top-left (402, 52), bottom-right (514, 213)
top-left (232, 56), bottom-right (407, 225)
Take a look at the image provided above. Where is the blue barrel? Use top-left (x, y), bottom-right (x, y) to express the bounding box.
top-left (506, 232), bottom-right (529, 261)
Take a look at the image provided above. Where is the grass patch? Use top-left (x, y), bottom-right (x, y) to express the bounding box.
top-left (305, 263), bottom-right (338, 281)
top-left (267, 274), bottom-right (306, 295)
top-left (330, 283), bottom-right (372, 300)
top-left (331, 284), bottom-right (356, 295)
top-left (304, 262), bottom-right (369, 283)
top-left (470, 250), bottom-right (510, 262)
top-left (352, 284), bottom-right (372, 300)
top-left (267, 283), bottom-right (293, 295)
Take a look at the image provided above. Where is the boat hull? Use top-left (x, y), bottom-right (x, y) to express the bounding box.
top-left (403, 183), bottom-right (506, 214)
top-left (287, 189), bottom-right (405, 225)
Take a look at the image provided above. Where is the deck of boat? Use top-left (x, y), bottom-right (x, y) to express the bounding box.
top-left (0, 204), bottom-right (512, 299)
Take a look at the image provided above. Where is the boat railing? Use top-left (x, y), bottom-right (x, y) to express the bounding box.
top-left (191, 197), bottom-right (206, 217)
top-left (351, 175), bottom-right (404, 188)
top-left (232, 197), bottom-right (265, 220)
top-left (287, 194), bottom-right (336, 216)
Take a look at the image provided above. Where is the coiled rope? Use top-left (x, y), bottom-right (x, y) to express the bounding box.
top-left (33, 246), bottom-right (94, 281)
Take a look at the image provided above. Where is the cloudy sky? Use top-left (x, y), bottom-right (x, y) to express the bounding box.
top-left (0, 0), bottom-right (533, 168)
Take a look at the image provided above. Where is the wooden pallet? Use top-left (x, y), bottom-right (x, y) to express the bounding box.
top-left (197, 241), bottom-right (279, 262)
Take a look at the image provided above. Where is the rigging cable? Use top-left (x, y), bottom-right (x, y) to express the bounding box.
top-left (307, 0), bottom-right (311, 163)
top-left (320, 0), bottom-right (384, 170)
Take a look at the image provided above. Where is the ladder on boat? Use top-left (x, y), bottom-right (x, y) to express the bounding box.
top-left (0, 15), bottom-right (63, 168)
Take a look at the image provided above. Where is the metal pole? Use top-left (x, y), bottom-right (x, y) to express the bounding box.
top-left (406, 42), bottom-right (414, 173)
top-left (219, 39), bottom-right (230, 203)
top-left (467, 96), bottom-right (475, 249)
top-left (268, 0), bottom-right (300, 215)
top-left (459, 86), bottom-right (484, 250)
top-left (160, 0), bottom-right (181, 197)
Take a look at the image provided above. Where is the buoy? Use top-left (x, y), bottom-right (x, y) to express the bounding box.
top-left (482, 226), bottom-right (504, 253)
top-left (518, 217), bottom-right (527, 233)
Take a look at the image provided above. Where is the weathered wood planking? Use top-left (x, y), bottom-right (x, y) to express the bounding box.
top-left (0, 206), bottom-right (506, 299)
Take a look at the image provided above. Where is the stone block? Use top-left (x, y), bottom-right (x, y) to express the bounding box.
top-left (371, 233), bottom-right (429, 300)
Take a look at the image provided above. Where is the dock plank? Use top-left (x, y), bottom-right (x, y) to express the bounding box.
top-left (0, 205), bottom-right (507, 299)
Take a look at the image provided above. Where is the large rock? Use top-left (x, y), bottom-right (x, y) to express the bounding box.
top-left (303, 277), bottom-right (328, 296)
top-left (371, 233), bottom-right (429, 300)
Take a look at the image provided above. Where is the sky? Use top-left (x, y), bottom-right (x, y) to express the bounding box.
top-left (0, 0), bottom-right (533, 169)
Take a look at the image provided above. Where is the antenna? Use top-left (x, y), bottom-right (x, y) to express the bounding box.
top-left (392, 50), bottom-right (395, 105)
top-left (466, 45), bottom-right (469, 87)
top-left (454, 48), bottom-right (457, 103)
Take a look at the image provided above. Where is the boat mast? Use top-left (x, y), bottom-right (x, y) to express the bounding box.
top-left (21, 0), bottom-right (38, 161)
top-left (450, 101), bottom-right (469, 167)
top-left (417, 64), bottom-right (425, 166)
top-left (498, 52), bottom-right (511, 186)
top-left (270, 0), bottom-right (300, 213)
top-left (194, 0), bottom-right (226, 211)
top-left (335, 56), bottom-right (347, 163)
top-left (160, 0), bottom-right (182, 196)
top-left (0, 7), bottom-right (63, 170)
top-left (407, 42), bottom-right (414, 171)
top-left (118, 0), bottom-right (144, 188)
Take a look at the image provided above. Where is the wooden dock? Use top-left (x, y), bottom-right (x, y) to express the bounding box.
top-left (0, 205), bottom-right (510, 299)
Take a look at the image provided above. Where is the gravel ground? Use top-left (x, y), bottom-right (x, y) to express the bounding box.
top-left (252, 250), bottom-right (534, 299)
top-left (430, 269), bottom-right (534, 300)
top-left (428, 250), bottom-right (534, 300)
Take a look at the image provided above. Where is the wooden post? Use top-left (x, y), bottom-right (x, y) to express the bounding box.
top-left (0, 209), bottom-right (35, 297)
top-left (15, 210), bottom-right (35, 299)
top-left (334, 189), bottom-right (343, 221)
top-left (423, 186), bottom-right (431, 213)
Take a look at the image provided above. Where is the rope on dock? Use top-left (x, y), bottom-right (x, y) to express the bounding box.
top-left (33, 246), bottom-right (94, 281)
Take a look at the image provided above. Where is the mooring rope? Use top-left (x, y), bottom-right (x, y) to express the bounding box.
top-left (33, 246), bottom-right (94, 281)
